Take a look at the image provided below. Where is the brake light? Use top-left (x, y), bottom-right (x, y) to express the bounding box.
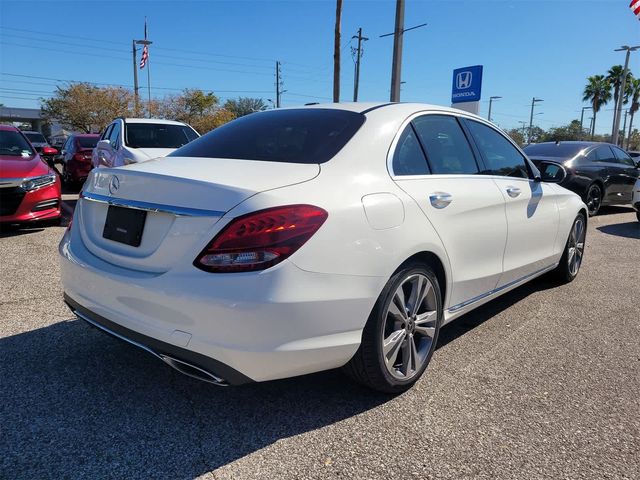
top-left (73, 153), bottom-right (91, 162)
top-left (194, 205), bottom-right (328, 273)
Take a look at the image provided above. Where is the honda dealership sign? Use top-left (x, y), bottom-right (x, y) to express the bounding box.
top-left (451, 65), bottom-right (483, 114)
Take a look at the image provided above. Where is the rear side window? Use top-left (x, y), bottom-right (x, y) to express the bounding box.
top-left (586, 146), bottom-right (615, 163)
top-left (465, 120), bottom-right (529, 178)
top-left (611, 146), bottom-right (636, 167)
top-left (411, 115), bottom-right (479, 175)
top-left (171, 109), bottom-right (365, 164)
top-left (392, 125), bottom-right (429, 176)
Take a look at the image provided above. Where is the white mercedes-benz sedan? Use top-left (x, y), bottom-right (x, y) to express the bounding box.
top-left (60, 103), bottom-right (587, 393)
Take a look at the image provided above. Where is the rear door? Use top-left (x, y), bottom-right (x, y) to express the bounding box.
top-left (587, 145), bottom-right (627, 203)
top-left (461, 119), bottom-right (560, 286)
top-left (390, 113), bottom-right (508, 310)
top-left (94, 123), bottom-right (114, 168)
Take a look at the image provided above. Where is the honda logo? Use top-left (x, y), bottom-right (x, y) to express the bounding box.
top-left (456, 71), bottom-right (472, 90)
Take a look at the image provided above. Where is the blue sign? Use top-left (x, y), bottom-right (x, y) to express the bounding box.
top-left (451, 65), bottom-right (483, 104)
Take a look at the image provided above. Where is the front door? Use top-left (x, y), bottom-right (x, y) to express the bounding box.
top-left (462, 119), bottom-right (560, 286)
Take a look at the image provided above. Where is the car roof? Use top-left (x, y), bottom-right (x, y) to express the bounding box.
top-left (0, 125), bottom-right (19, 132)
top-left (527, 141), bottom-right (615, 148)
top-left (119, 118), bottom-right (190, 126)
top-left (298, 102), bottom-right (485, 118)
top-left (73, 133), bottom-right (100, 137)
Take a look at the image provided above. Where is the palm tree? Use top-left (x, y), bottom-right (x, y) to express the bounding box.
top-left (583, 75), bottom-right (612, 139)
top-left (626, 78), bottom-right (640, 149)
top-left (606, 65), bottom-right (634, 138)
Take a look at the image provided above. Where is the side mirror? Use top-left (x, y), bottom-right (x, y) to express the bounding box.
top-left (538, 161), bottom-right (567, 183)
top-left (97, 139), bottom-right (112, 150)
top-left (42, 146), bottom-right (58, 155)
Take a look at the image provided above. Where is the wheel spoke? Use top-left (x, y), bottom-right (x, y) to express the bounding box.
top-left (408, 276), bottom-right (431, 317)
top-left (388, 299), bottom-right (407, 323)
top-left (567, 247), bottom-right (575, 265)
top-left (383, 329), bottom-right (406, 368)
top-left (392, 286), bottom-right (409, 319)
top-left (400, 337), bottom-right (413, 376)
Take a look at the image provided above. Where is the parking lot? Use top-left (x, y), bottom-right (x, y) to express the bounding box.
top-left (1, 203), bottom-right (639, 479)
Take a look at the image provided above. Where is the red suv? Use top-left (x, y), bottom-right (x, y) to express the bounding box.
top-left (60, 134), bottom-right (100, 186)
top-left (0, 125), bottom-right (62, 224)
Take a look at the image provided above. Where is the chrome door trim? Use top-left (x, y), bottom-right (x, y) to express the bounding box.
top-left (81, 191), bottom-right (225, 217)
top-left (447, 263), bottom-right (557, 313)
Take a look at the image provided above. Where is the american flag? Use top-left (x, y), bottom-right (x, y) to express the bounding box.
top-left (139, 45), bottom-right (149, 69)
top-left (631, 0), bottom-right (640, 20)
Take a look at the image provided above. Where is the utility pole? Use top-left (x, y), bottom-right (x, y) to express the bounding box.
top-left (132, 40), bottom-right (139, 115)
top-left (612, 45), bottom-right (639, 146)
top-left (333, 0), bottom-right (343, 103)
top-left (579, 106), bottom-right (591, 140)
top-left (622, 109), bottom-right (629, 147)
top-left (352, 28), bottom-right (369, 102)
top-left (589, 117), bottom-right (595, 139)
top-left (275, 61), bottom-right (282, 108)
top-left (487, 96), bottom-right (501, 122)
top-left (381, 4), bottom-right (426, 103)
top-left (529, 97), bottom-right (543, 143)
top-left (518, 121), bottom-right (527, 142)
top-left (389, 0), bottom-right (405, 102)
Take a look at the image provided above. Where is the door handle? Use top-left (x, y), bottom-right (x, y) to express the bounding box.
top-left (506, 186), bottom-right (521, 198)
top-left (429, 192), bottom-right (453, 209)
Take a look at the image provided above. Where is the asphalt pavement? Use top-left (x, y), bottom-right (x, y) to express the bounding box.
top-left (1, 203), bottom-right (639, 479)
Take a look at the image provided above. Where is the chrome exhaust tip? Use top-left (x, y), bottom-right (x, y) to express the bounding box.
top-left (159, 354), bottom-right (228, 386)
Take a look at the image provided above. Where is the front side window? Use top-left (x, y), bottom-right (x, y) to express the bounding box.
top-left (465, 120), bottom-right (529, 178)
top-left (101, 124), bottom-right (114, 141)
top-left (411, 115), bottom-right (479, 175)
top-left (127, 123), bottom-right (200, 149)
top-left (392, 125), bottom-right (429, 176)
top-left (108, 123), bottom-right (120, 148)
top-left (170, 109), bottom-right (365, 164)
top-left (0, 130), bottom-right (35, 157)
top-left (77, 136), bottom-right (99, 149)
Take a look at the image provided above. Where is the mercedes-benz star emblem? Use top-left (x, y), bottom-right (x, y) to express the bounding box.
top-left (108, 175), bottom-right (120, 195)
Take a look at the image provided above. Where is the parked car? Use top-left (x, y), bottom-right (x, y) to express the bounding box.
top-left (524, 141), bottom-right (640, 216)
top-left (60, 134), bottom-right (100, 186)
top-left (92, 118), bottom-right (199, 169)
top-left (628, 150), bottom-right (640, 159)
top-left (1, 125), bottom-right (61, 224)
top-left (633, 177), bottom-right (640, 222)
top-left (61, 103), bottom-right (587, 393)
top-left (22, 130), bottom-right (58, 167)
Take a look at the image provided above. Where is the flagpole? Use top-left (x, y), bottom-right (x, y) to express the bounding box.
top-left (145, 17), bottom-right (151, 117)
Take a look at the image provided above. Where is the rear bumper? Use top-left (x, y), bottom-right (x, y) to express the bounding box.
top-left (59, 227), bottom-right (384, 383)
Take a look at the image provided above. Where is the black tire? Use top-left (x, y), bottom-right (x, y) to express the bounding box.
top-left (344, 262), bottom-right (443, 394)
top-left (585, 183), bottom-right (602, 217)
top-left (554, 213), bottom-right (587, 283)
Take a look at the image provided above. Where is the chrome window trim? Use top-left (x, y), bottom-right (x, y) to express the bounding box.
top-left (80, 191), bottom-right (224, 217)
top-left (387, 110), bottom-right (537, 180)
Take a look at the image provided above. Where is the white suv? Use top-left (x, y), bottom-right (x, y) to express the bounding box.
top-left (92, 118), bottom-right (199, 169)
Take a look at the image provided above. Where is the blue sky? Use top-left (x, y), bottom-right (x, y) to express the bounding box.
top-left (0, 0), bottom-right (638, 133)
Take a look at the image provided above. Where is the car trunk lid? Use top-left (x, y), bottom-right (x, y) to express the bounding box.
top-left (77, 157), bottom-right (320, 272)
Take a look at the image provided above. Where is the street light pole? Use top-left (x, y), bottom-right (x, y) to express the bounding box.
top-left (529, 97), bottom-right (543, 143)
top-left (487, 96), bottom-right (501, 122)
top-left (580, 106), bottom-right (591, 140)
top-left (612, 45), bottom-right (640, 146)
top-left (389, 0), bottom-right (405, 102)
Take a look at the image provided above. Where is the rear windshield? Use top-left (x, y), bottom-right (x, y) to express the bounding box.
top-left (0, 130), bottom-right (35, 157)
top-left (24, 132), bottom-right (47, 144)
top-left (170, 109), bottom-right (366, 164)
top-left (77, 136), bottom-right (99, 148)
top-left (524, 143), bottom-right (587, 158)
top-left (125, 123), bottom-right (198, 149)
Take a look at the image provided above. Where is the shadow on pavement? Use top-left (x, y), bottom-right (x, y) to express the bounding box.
top-left (437, 274), bottom-right (560, 350)
top-left (0, 224), bottom-right (46, 238)
top-left (0, 319), bottom-right (392, 478)
top-left (597, 205), bottom-right (635, 216)
top-left (596, 222), bottom-right (640, 239)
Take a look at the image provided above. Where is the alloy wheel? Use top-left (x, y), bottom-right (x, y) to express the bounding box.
top-left (382, 273), bottom-right (438, 380)
top-left (567, 217), bottom-right (586, 276)
top-left (586, 185), bottom-right (601, 216)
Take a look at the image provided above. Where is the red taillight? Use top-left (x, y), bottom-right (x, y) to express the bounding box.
top-left (195, 205), bottom-right (328, 273)
top-left (73, 153), bottom-right (91, 162)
